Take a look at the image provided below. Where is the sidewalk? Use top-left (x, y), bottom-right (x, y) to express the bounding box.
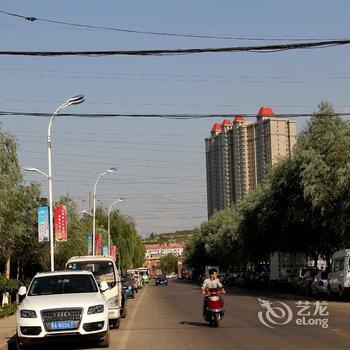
top-left (0, 315), bottom-right (16, 350)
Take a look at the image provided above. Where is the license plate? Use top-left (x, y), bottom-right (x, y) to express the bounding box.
top-left (50, 321), bottom-right (75, 330)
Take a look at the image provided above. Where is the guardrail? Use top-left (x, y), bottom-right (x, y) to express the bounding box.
top-left (0, 303), bottom-right (17, 318)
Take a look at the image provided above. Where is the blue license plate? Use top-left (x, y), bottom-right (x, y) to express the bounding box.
top-left (51, 321), bottom-right (75, 330)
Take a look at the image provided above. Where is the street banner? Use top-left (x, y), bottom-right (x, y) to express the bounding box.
top-left (54, 205), bottom-right (67, 241)
top-left (95, 233), bottom-right (102, 255)
top-left (109, 245), bottom-right (117, 261)
top-left (87, 234), bottom-right (93, 255)
top-left (38, 206), bottom-right (50, 242)
top-left (102, 245), bottom-right (109, 255)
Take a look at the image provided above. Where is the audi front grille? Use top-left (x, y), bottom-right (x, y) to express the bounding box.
top-left (41, 308), bottom-right (83, 331)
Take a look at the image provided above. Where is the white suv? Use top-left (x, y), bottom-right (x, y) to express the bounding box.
top-left (16, 270), bottom-right (110, 348)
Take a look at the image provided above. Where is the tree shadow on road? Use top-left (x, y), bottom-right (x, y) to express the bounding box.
top-left (8, 335), bottom-right (100, 350)
top-left (179, 321), bottom-right (209, 327)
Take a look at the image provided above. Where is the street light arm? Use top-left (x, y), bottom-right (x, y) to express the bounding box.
top-left (108, 198), bottom-right (125, 215)
top-left (81, 210), bottom-right (93, 218)
top-left (93, 172), bottom-right (107, 193)
top-left (24, 167), bottom-right (49, 178)
top-left (48, 102), bottom-right (69, 139)
top-left (108, 197), bottom-right (124, 250)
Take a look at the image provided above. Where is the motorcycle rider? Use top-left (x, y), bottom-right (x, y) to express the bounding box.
top-left (201, 268), bottom-right (225, 315)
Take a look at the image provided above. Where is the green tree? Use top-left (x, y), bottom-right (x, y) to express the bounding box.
top-left (0, 126), bottom-right (44, 278)
top-left (94, 205), bottom-right (145, 269)
top-left (293, 101), bottom-right (350, 261)
top-left (160, 253), bottom-right (178, 275)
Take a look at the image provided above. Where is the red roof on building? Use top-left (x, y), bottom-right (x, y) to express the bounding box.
top-left (210, 123), bottom-right (222, 133)
top-left (221, 119), bottom-right (232, 126)
top-left (234, 115), bottom-right (246, 122)
top-left (257, 107), bottom-right (275, 117)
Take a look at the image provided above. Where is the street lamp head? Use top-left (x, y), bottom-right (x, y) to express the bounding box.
top-left (24, 167), bottom-right (39, 172)
top-left (107, 167), bottom-right (118, 173)
top-left (81, 210), bottom-right (93, 218)
top-left (118, 198), bottom-right (125, 202)
top-left (67, 95), bottom-right (85, 106)
top-left (24, 167), bottom-right (49, 178)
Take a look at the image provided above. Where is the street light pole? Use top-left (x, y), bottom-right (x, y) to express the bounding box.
top-left (26, 95), bottom-right (85, 272)
top-left (92, 167), bottom-right (118, 256)
top-left (108, 198), bottom-right (125, 248)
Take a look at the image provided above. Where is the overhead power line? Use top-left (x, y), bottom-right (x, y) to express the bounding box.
top-left (2, 110), bottom-right (350, 119)
top-left (0, 40), bottom-right (349, 57)
top-left (0, 9), bottom-right (339, 42)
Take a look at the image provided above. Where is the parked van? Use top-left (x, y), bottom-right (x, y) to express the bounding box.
top-left (328, 249), bottom-right (350, 298)
top-left (66, 255), bottom-right (126, 328)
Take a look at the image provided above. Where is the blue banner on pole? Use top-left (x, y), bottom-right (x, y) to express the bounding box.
top-left (102, 245), bottom-right (109, 255)
top-left (87, 234), bottom-right (93, 255)
top-left (38, 206), bottom-right (49, 242)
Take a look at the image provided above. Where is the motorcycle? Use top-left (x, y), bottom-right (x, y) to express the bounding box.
top-left (203, 288), bottom-right (225, 327)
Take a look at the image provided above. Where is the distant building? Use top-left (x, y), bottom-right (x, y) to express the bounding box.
top-left (205, 107), bottom-right (296, 218)
top-left (143, 243), bottom-right (185, 275)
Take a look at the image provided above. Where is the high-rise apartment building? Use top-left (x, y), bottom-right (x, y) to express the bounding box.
top-left (205, 107), bottom-right (297, 218)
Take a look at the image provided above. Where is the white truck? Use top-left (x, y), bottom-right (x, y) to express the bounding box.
top-left (269, 251), bottom-right (307, 285)
top-left (66, 255), bottom-right (125, 328)
top-left (328, 249), bottom-right (350, 298)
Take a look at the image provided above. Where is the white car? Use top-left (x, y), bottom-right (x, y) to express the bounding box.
top-left (16, 270), bottom-right (110, 348)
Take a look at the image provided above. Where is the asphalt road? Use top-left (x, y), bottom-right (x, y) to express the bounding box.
top-left (103, 279), bottom-right (350, 350)
top-left (9, 280), bottom-right (350, 350)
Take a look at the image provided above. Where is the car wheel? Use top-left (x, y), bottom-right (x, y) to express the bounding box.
top-left (16, 336), bottom-right (28, 350)
top-left (110, 317), bottom-right (121, 329)
top-left (98, 329), bottom-right (110, 348)
top-left (339, 286), bottom-right (344, 300)
top-left (327, 286), bottom-right (333, 299)
top-left (121, 307), bottom-right (127, 318)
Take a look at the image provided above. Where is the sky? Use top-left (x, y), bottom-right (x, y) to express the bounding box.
top-left (0, 1), bottom-right (350, 236)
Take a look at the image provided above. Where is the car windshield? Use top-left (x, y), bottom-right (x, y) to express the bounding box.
top-left (28, 274), bottom-right (98, 296)
top-left (67, 261), bottom-right (116, 288)
top-left (157, 276), bottom-right (166, 280)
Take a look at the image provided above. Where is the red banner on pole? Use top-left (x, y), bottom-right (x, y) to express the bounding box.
top-left (95, 233), bottom-right (102, 255)
top-left (109, 245), bottom-right (117, 261)
top-left (54, 205), bottom-right (67, 241)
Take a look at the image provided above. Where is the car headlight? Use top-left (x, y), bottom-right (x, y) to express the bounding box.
top-left (20, 309), bottom-right (37, 318)
top-left (88, 304), bottom-right (105, 314)
top-left (107, 298), bottom-right (117, 307)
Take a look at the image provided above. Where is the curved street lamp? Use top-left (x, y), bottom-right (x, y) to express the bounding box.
top-left (108, 198), bottom-right (125, 249)
top-left (92, 167), bottom-right (118, 255)
top-left (25, 95), bottom-right (85, 272)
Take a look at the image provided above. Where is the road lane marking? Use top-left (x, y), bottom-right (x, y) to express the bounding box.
top-left (118, 284), bottom-right (148, 349)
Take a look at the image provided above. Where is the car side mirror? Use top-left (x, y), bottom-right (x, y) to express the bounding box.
top-left (18, 286), bottom-right (27, 296)
top-left (100, 281), bottom-right (109, 292)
